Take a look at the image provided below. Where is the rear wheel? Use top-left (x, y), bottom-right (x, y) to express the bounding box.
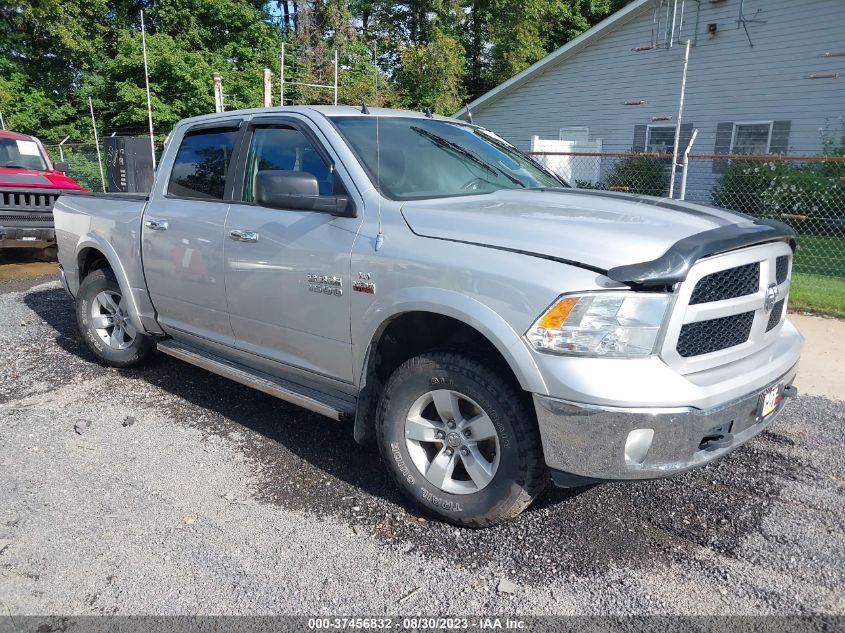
top-left (76, 268), bottom-right (154, 367)
top-left (376, 352), bottom-right (547, 527)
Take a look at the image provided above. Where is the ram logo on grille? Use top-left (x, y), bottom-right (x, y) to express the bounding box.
top-left (764, 283), bottom-right (780, 314)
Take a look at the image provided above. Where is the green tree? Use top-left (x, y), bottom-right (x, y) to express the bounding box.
top-left (397, 27), bottom-right (466, 114)
top-left (486, 0), bottom-right (614, 87)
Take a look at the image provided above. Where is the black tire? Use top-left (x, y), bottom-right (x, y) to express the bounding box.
top-left (376, 352), bottom-right (547, 527)
top-left (76, 267), bottom-right (154, 368)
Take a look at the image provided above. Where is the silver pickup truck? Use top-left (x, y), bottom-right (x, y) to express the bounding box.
top-left (53, 106), bottom-right (803, 527)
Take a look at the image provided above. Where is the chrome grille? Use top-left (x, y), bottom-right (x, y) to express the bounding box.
top-left (775, 255), bottom-right (789, 284)
top-left (689, 262), bottom-right (759, 304)
top-left (677, 311), bottom-right (755, 357)
top-left (766, 299), bottom-right (786, 332)
top-left (661, 242), bottom-right (793, 373)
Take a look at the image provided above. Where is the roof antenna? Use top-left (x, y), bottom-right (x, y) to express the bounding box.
top-left (465, 103), bottom-right (474, 124)
top-left (361, 102), bottom-right (370, 115)
top-left (374, 115), bottom-right (384, 251)
top-left (423, 106), bottom-right (433, 119)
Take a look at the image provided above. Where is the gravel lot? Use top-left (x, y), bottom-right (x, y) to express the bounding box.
top-left (1, 276), bottom-right (843, 617)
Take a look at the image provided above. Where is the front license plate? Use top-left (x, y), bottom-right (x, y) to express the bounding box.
top-left (758, 383), bottom-right (782, 420)
top-left (21, 236), bottom-right (37, 241)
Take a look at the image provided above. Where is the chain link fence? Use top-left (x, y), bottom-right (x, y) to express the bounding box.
top-left (530, 151), bottom-right (845, 283)
top-left (46, 142), bottom-right (165, 194)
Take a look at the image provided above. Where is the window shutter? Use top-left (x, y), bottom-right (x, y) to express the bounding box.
top-left (769, 120), bottom-right (791, 155)
top-left (632, 125), bottom-right (647, 153)
top-left (713, 122), bottom-right (734, 173)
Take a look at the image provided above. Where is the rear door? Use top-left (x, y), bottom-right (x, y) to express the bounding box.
top-left (223, 115), bottom-right (362, 383)
top-left (142, 121), bottom-right (241, 346)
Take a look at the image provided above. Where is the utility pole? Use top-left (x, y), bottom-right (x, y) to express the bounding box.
top-left (212, 72), bottom-right (224, 113)
top-left (58, 135), bottom-right (70, 162)
top-left (668, 39), bottom-right (691, 199)
top-left (263, 68), bottom-right (273, 107)
top-left (333, 49), bottom-right (339, 106)
top-left (140, 10), bottom-right (157, 170)
top-left (0, 111), bottom-right (5, 130)
top-left (88, 97), bottom-right (106, 192)
top-left (280, 43), bottom-right (285, 106)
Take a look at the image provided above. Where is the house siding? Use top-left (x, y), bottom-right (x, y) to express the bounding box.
top-left (466, 0), bottom-right (845, 169)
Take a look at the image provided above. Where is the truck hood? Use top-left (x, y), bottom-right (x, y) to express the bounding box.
top-left (0, 167), bottom-right (84, 190)
top-left (400, 189), bottom-right (785, 283)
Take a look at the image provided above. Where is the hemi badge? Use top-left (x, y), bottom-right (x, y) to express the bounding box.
top-left (353, 281), bottom-right (376, 294)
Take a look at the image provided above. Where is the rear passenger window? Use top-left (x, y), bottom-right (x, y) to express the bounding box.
top-left (168, 128), bottom-right (238, 199)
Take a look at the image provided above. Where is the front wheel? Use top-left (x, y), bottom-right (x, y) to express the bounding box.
top-left (376, 352), bottom-right (547, 527)
top-left (76, 267), bottom-right (154, 368)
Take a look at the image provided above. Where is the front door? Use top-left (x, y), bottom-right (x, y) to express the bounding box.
top-left (223, 119), bottom-right (362, 383)
top-left (143, 124), bottom-right (240, 346)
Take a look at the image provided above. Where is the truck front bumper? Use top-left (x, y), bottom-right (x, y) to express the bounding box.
top-left (0, 226), bottom-right (55, 249)
top-left (535, 363), bottom-right (798, 484)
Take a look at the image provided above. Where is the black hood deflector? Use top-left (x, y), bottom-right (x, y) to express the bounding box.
top-left (607, 219), bottom-right (796, 287)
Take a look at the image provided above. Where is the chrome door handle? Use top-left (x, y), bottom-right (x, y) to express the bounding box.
top-left (144, 218), bottom-right (169, 231)
top-left (228, 229), bottom-right (259, 243)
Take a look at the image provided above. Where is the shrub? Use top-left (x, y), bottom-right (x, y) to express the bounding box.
top-left (605, 155), bottom-right (669, 197)
top-left (713, 120), bottom-right (845, 234)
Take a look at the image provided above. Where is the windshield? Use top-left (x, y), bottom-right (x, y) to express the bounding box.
top-left (0, 137), bottom-right (48, 171)
top-left (331, 116), bottom-right (565, 200)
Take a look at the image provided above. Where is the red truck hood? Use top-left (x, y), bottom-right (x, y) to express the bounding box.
top-left (0, 166), bottom-right (84, 190)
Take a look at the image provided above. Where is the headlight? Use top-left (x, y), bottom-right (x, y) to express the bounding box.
top-left (525, 292), bottom-right (671, 356)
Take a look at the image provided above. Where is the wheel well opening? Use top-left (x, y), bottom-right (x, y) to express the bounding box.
top-left (78, 248), bottom-right (110, 280)
top-left (370, 312), bottom-right (522, 393)
top-left (353, 311), bottom-right (530, 445)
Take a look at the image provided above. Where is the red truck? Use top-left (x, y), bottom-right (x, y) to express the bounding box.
top-left (0, 129), bottom-right (85, 258)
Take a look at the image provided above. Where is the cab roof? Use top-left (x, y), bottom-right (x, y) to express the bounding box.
top-left (175, 105), bottom-right (457, 128)
top-left (0, 129), bottom-right (35, 141)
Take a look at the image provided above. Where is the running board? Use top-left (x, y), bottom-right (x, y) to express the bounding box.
top-left (156, 340), bottom-right (355, 421)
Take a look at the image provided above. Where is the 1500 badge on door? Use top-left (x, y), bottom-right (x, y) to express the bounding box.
top-left (307, 274), bottom-right (343, 296)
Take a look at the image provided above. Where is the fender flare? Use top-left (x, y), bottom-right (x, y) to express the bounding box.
top-left (74, 235), bottom-right (147, 335)
top-left (355, 287), bottom-right (548, 394)
top-left (352, 287), bottom-right (548, 443)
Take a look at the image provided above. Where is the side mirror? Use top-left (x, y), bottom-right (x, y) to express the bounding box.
top-left (54, 161), bottom-right (69, 174)
top-left (254, 170), bottom-right (354, 217)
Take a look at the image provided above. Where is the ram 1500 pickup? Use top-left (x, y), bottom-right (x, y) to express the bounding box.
top-left (1, 129), bottom-right (84, 256)
top-left (53, 106), bottom-right (803, 527)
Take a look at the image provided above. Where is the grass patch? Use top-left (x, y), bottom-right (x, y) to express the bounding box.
top-left (789, 272), bottom-right (845, 318)
top-left (793, 234), bottom-right (845, 278)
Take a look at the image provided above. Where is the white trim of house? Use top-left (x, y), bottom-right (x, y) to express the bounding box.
top-left (729, 121), bottom-right (775, 154)
top-left (454, 0), bottom-right (652, 119)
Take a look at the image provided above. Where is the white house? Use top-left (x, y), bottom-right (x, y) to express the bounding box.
top-left (455, 0), bottom-right (845, 196)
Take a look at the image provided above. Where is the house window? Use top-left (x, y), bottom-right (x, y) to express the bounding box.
top-left (730, 122), bottom-right (773, 155)
top-left (645, 125), bottom-right (676, 153)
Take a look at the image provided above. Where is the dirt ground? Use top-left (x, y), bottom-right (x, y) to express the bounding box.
top-left (790, 314), bottom-right (844, 401)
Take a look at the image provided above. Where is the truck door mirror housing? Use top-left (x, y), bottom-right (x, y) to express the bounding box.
top-left (54, 161), bottom-right (69, 174)
top-left (254, 170), bottom-right (354, 217)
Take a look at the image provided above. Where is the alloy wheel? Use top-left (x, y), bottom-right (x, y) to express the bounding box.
top-left (404, 389), bottom-right (501, 495)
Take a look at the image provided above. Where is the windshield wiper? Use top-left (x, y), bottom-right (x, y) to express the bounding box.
top-left (410, 126), bottom-right (526, 188)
